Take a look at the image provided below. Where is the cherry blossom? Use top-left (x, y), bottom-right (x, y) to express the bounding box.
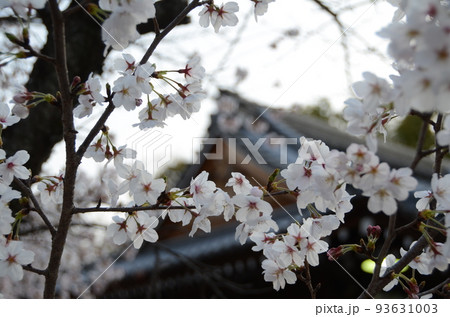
top-left (198, 2), bottom-right (239, 33)
top-left (0, 103), bottom-right (20, 128)
top-left (112, 74), bottom-right (142, 111)
top-left (272, 235), bottom-right (304, 267)
top-left (189, 213), bottom-right (211, 237)
top-left (431, 173), bottom-right (450, 209)
top-left (106, 215), bottom-right (136, 245)
top-left (74, 73), bottom-right (104, 119)
top-left (129, 212), bottom-right (159, 249)
top-left (280, 162), bottom-right (312, 191)
top-left (226, 172), bottom-right (252, 195)
top-left (299, 236), bottom-right (328, 266)
top-left (190, 171), bottom-right (216, 208)
top-left (232, 194), bottom-right (272, 223)
top-left (180, 55), bottom-right (205, 83)
top-left (131, 171), bottom-right (166, 206)
top-left (0, 150), bottom-right (30, 185)
top-left (135, 63), bottom-right (155, 95)
top-left (261, 251), bottom-right (297, 291)
top-left (352, 72), bottom-right (394, 110)
top-left (400, 241), bottom-right (433, 275)
top-left (36, 175), bottom-right (64, 206)
top-left (0, 240), bottom-right (34, 281)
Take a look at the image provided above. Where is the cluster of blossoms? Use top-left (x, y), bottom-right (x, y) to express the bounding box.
top-left (76, 52), bottom-right (206, 130)
top-left (94, 135), bottom-right (442, 291)
top-left (344, 0), bottom-right (450, 151)
top-left (0, 103), bottom-right (36, 282)
top-left (198, 0), bottom-right (275, 33)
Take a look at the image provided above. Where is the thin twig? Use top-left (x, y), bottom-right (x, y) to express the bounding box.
top-left (13, 177), bottom-right (56, 237)
top-left (22, 264), bottom-right (48, 277)
top-left (410, 114), bottom-right (432, 170)
top-left (75, 102), bottom-right (115, 162)
top-left (417, 278), bottom-right (450, 297)
top-left (73, 205), bottom-right (195, 214)
top-left (363, 214), bottom-right (397, 298)
top-left (299, 261), bottom-right (320, 299)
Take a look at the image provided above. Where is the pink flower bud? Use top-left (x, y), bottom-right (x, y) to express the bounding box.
top-left (13, 91), bottom-right (32, 104)
top-left (367, 225), bottom-right (381, 239)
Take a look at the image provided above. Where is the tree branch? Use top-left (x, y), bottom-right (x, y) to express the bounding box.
top-left (73, 205), bottom-right (195, 214)
top-left (22, 264), bottom-right (48, 277)
top-left (358, 215), bottom-right (443, 298)
top-left (75, 102), bottom-right (115, 162)
top-left (45, 0), bottom-right (77, 299)
top-left (417, 278), bottom-right (450, 298)
top-left (13, 177), bottom-right (56, 237)
top-left (410, 114), bottom-right (432, 170)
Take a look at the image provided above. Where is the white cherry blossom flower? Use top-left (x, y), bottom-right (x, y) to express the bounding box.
top-left (135, 63), bottom-right (155, 94)
top-left (112, 74), bottom-right (141, 111)
top-left (226, 172), bottom-right (252, 195)
top-left (130, 212), bottom-right (159, 249)
top-left (387, 167), bottom-right (418, 200)
top-left (84, 139), bottom-right (106, 162)
top-left (414, 190), bottom-right (433, 211)
top-left (352, 72), bottom-right (394, 110)
top-left (131, 171), bottom-right (165, 206)
top-left (232, 194), bottom-right (272, 223)
top-left (37, 175), bottom-right (64, 206)
top-left (190, 171), bottom-right (216, 208)
top-left (365, 186), bottom-right (398, 215)
top-left (431, 173), bottom-right (450, 209)
top-left (0, 150), bottom-right (30, 184)
top-left (280, 162), bottom-right (312, 191)
top-left (272, 235), bottom-right (304, 267)
top-left (400, 241), bottom-right (433, 275)
top-left (261, 256), bottom-right (297, 291)
top-left (211, 2), bottom-right (239, 33)
top-left (180, 55), bottom-right (205, 83)
top-left (249, 232), bottom-right (276, 252)
top-left (299, 236), bottom-right (328, 266)
top-left (114, 53), bottom-right (136, 74)
top-left (0, 103), bottom-right (20, 128)
top-left (106, 215), bottom-right (136, 245)
top-left (189, 213), bottom-right (211, 237)
top-left (116, 160), bottom-right (144, 194)
top-left (198, 2), bottom-right (239, 33)
top-left (0, 240), bottom-right (34, 281)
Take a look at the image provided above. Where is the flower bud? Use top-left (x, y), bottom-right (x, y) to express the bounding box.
top-left (367, 225), bottom-right (381, 240)
top-left (13, 91), bottom-right (33, 104)
top-left (327, 246), bottom-right (343, 261)
top-left (250, 186), bottom-right (263, 197)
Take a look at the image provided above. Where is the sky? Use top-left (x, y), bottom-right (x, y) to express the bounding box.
top-left (28, 0), bottom-right (398, 176)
